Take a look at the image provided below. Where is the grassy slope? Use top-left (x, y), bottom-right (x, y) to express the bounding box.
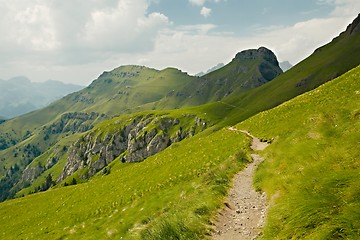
top-left (239, 65), bottom-right (360, 239)
top-left (14, 103), bottom-right (231, 197)
top-left (15, 134), bottom-right (80, 197)
top-left (0, 127), bottom-right (251, 239)
top-left (0, 66), bottom-right (197, 198)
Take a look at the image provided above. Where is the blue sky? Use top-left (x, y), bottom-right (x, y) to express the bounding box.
top-left (149, 0), bottom-right (333, 34)
top-left (0, 0), bottom-right (358, 85)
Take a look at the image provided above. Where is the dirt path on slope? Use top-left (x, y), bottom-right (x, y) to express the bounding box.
top-left (212, 128), bottom-right (269, 240)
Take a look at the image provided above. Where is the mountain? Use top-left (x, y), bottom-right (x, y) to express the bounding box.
top-left (0, 77), bottom-right (84, 118)
top-left (279, 60), bottom-right (293, 71)
top-left (0, 56), bottom-right (281, 201)
top-left (215, 12), bottom-right (360, 126)
top-left (154, 47), bottom-right (283, 109)
top-left (0, 14), bottom-right (359, 240)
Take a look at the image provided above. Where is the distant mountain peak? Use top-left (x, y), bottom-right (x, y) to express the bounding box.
top-left (234, 47), bottom-right (279, 66)
top-left (280, 61), bottom-right (293, 72)
top-left (196, 63), bottom-right (225, 76)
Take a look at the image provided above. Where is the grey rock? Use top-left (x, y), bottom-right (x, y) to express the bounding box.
top-left (58, 114), bottom-right (208, 181)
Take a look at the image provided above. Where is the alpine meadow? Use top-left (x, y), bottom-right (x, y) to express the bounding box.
top-left (0, 7), bottom-right (359, 240)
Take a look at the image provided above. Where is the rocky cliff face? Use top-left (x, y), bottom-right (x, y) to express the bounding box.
top-left (230, 47), bottom-right (282, 89)
top-left (345, 13), bottom-right (360, 36)
top-left (59, 114), bottom-right (207, 181)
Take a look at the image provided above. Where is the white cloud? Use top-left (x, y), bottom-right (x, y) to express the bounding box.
top-left (189, 0), bottom-right (206, 6)
top-left (317, 0), bottom-right (360, 16)
top-left (0, 0), bottom-right (170, 81)
top-left (81, 1), bottom-right (169, 52)
top-left (200, 6), bottom-right (212, 18)
top-left (331, 0), bottom-right (360, 17)
top-left (0, 1), bottom-right (59, 52)
top-left (178, 24), bottom-right (217, 35)
top-left (0, 0), bottom-right (169, 57)
top-left (189, 0), bottom-right (226, 6)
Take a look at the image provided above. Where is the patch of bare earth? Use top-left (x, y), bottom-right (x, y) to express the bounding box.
top-left (211, 128), bottom-right (269, 240)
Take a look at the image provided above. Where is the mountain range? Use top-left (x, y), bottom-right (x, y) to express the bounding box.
top-left (0, 13), bottom-right (359, 240)
top-left (0, 77), bottom-right (84, 118)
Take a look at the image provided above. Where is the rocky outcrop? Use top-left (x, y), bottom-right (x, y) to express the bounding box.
top-left (44, 112), bottom-right (107, 135)
top-left (20, 145), bottom-right (67, 186)
top-left (58, 114), bottom-right (207, 181)
top-left (234, 47), bottom-right (279, 66)
top-left (21, 165), bottom-right (44, 185)
top-left (228, 47), bottom-right (283, 90)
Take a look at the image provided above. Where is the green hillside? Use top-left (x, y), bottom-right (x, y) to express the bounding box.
top-left (154, 47), bottom-right (283, 108)
top-left (0, 125), bottom-right (251, 239)
top-left (0, 48), bottom-right (283, 201)
top-left (15, 108), bottom-right (217, 197)
top-left (0, 66), bottom-right (195, 147)
top-left (239, 65), bottom-right (360, 239)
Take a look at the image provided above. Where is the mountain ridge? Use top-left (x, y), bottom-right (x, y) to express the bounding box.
top-left (152, 46), bottom-right (283, 109)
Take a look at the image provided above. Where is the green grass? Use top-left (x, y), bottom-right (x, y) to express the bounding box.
top-left (238, 65), bottom-right (360, 239)
top-left (0, 126), bottom-right (251, 239)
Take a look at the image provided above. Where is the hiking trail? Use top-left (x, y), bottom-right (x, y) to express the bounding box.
top-left (212, 127), bottom-right (269, 240)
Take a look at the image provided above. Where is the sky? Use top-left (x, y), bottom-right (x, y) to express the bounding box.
top-left (0, 0), bottom-right (359, 85)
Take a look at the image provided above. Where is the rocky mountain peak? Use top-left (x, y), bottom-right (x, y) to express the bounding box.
top-left (345, 13), bottom-right (360, 35)
top-left (234, 47), bottom-right (279, 66)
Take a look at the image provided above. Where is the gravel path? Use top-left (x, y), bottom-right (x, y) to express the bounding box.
top-left (212, 128), bottom-right (269, 240)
